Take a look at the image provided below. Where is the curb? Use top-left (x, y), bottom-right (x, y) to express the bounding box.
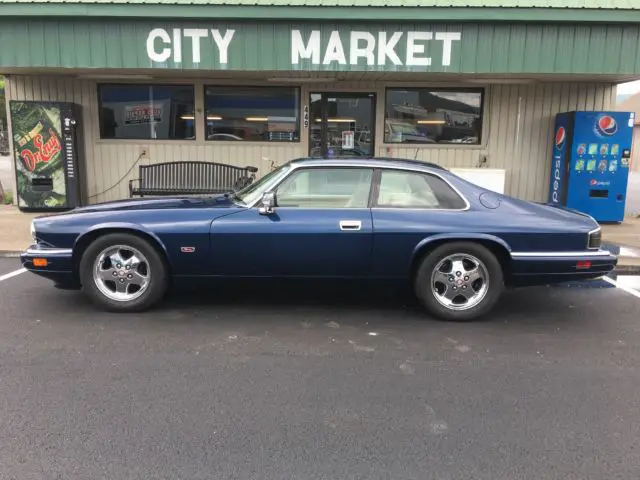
top-left (614, 264), bottom-right (640, 275)
top-left (0, 251), bottom-right (22, 258)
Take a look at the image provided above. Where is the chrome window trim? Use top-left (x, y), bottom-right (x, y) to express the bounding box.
top-left (26, 247), bottom-right (73, 256)
top-left (511, 250), bottom-right (615, 258)
top-left (247, 161), bottom-right (471, 211)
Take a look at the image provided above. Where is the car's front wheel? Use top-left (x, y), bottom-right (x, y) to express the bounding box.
top-left (414, 242), bottom-right (504, 321)
top-left (79, 233), bottom-right (168, 312)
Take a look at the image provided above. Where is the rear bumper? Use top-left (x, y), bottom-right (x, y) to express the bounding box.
top-left (20, 244), bottom-right (78, 287)
top-left (509, 249), bottom-right (617, 285)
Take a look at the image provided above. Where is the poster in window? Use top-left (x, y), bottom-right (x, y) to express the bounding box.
top-left (342, 130), bottom-right (355, 150)
top-left (123, 104), bottom-right (163, 125)
top-left (101, 99), bottom-right (171, 139)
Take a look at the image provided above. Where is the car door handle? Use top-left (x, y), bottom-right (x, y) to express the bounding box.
top-left (339, 220), bottom-right (362, 231)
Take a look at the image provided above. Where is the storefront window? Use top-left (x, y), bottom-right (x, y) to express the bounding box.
top-left (98, 84), bottom-right (195, 140)
top-left (384, 88), bottom-right (484, 145)
top-left (204, 86), bottom-right (300, 142)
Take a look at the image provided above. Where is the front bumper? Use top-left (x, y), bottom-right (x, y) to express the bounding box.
top-left (20, 244), bottom-right (78, 287)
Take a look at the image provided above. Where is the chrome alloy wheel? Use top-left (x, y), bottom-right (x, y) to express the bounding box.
top-left (92, 245), bottom-right (150, 302)
top-left (430, 253), bottom-right (489, 311)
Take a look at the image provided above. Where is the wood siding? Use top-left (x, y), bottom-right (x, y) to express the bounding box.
top-left (382, 83), bottom-right (617, 201)
top-left (4, 75), bottom-right (615, 203)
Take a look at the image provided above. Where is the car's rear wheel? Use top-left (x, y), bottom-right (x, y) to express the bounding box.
top-left (414, 242), bottom-right (504, 321)
top-left (79, 233), bottom-right (168, 312)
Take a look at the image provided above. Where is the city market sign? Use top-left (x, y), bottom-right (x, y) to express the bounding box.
top-left (4, 19), bottom-right (640, 75)
top-left (145, 27), bottom-right (462, 70)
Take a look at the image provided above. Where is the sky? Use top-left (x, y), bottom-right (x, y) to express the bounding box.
top-left (618, 80), bottom-right (640, 95)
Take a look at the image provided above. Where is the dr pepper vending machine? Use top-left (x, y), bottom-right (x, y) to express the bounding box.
top-left (9, 101), bottom-right (85, 212)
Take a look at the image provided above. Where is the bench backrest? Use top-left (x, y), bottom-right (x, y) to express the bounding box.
top-left (139, 161), bottom-right (253, 191)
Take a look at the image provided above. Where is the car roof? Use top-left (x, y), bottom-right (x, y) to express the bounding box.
top-left (288, 157), bottom-right (448, 173)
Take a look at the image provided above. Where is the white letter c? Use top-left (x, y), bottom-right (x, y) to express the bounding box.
top-left (147, 28), bottom-right (171, 62)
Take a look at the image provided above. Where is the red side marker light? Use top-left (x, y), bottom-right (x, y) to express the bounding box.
top-left (33, 258), bottom-right (48, 267)
top-left (576, 261), bottom-right (591, 270)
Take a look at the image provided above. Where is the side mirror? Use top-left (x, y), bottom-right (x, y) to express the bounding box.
top-left (258, 192), bottom-right (276, 215)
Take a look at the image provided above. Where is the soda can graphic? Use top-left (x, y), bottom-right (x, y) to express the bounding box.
top-left (587, 159), bottom-right (596, 171)
top-left (588, 143), bottom-right (598, 155)
top-left (576, 144), bottom-right (586, 155)
top-left (609, 160), bottom-right (618, 172)
top-left (598, 159), bottom-right (607, 172)
top-left (611, 144), bottom-right (620, 156)
top-left (600, 144), bottom-right (609, 156)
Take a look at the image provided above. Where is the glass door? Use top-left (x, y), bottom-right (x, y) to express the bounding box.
top-left (309, 92), bottom-right (375, 158)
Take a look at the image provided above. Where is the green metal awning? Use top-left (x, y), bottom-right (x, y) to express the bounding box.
top-left (1, 0), bottom-right (640, 22)
top-left (0, 0), bottom-right (637, 6)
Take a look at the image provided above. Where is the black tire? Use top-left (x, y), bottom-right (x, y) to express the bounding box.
top-left (414, 242), bottom-right (504, 322)
top-left (79, 233), bottom-right (168, 313)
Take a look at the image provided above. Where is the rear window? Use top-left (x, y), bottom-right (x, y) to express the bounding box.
top-left (376, 170), bottom-right (467, 209)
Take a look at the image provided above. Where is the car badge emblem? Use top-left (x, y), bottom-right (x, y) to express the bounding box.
top-left (180, 247), bottom-right (196, 253)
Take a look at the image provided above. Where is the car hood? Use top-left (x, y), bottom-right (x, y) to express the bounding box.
top-left (46, 195), bottom-right (236, 216)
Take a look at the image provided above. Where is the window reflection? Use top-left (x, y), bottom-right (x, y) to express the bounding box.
top-left (205, 86), bottom-right (300, 142)
top-left (384, 89), bottom-right (483, 145)
top-left (98, 84), bottom-right (195, 140)
top-left (309, 93), bottom-right (375, 157)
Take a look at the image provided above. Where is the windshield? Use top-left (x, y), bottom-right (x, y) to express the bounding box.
top-left (234, 163), bottom-right (293, 206)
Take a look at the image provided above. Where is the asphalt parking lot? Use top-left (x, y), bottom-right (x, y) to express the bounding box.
top-left (1, 258), bottom-right (640, 479)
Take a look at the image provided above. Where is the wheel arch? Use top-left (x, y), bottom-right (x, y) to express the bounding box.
top-left (72, 224), bottom-right (171, 283)
top-left (409, 234), bottom-right (512, 281)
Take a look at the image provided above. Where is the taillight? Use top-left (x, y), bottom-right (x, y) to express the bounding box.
top-left (576, 260), bottom-right (591, 269)
top-left (588, 228), bottom-right (602, 249)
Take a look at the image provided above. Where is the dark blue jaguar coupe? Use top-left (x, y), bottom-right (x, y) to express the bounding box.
top-left (21, 157), bottom-right (616, 321)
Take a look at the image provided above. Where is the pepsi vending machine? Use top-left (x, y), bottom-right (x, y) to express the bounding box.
top-left (548, 111), bottom-right (634, 223)
top-left (9, 101), bottom-right (85, 212)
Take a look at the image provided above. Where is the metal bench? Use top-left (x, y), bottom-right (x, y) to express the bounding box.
top-left (129, 161), bottom-right (258, 197)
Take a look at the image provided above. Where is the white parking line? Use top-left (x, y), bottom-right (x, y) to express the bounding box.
top-left (0, 268), bottom-right (26, 282)
top-left (603, 276), bottom-right (640, 300)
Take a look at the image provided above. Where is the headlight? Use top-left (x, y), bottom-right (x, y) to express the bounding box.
top-left (30, 221), bottom-right (36, 242)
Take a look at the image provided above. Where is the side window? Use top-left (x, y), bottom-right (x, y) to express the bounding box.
top-left (376, 170), bottom-right (467, 209)
top-left (276, 168), bottom-right (373, 208)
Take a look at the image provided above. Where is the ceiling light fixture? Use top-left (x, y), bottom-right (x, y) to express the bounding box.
top-left (314, 118), bottom-right (357, 123)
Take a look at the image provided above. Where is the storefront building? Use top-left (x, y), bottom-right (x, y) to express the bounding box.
top-left (1, 0), bottom-right (640, 205)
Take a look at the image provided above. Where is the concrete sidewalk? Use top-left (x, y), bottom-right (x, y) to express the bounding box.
top-left (0, 205), bottom-right (38, 253)
top-left (601, 216), bottom-right (640, 273)
top-left (1, 204), bottom-right (639, 273)
top-left (0, 154), bottom-right (13, 198)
